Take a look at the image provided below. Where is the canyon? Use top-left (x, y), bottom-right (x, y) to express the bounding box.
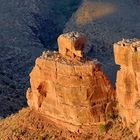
top-left (1, 0), bottom-right (140, 139)
top-left (1, 0), bottom-right (140, 119)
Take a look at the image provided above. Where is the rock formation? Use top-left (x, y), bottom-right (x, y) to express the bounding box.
top-left (26, 32), bottom-right (115, 131)
top-left (58, 32), bottom-right (86, 60)
top-left (114, 39), bottom-right (140, 137)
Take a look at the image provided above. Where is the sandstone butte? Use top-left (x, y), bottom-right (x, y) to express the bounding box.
top-left (26, 31), bottom-right (115, 132)
top-left (114, 39), bottom-right (140, 137)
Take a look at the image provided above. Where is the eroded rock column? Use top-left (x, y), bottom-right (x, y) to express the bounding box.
top-left (27, 32), bottom-right (115, 131)
top-left (114, 39), bottom-right (140, 137)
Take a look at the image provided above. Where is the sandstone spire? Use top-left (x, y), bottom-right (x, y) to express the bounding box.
top-left (26, 32), bottom-right (115, 132)
top-left (114, 39), bottom-right (140, 137)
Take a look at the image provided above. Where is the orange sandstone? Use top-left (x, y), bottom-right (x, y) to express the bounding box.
top-left (114, 39), bottom-right (140, 137)
top-left (57, 32), bottom-right (86, 60)
top-left (26, 32), bottom-right (115, 131)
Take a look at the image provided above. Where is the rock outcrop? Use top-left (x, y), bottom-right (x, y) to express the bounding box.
top-left (58, 32), bottom-right (86, 60)
top-left (27, 32), bottom-right (115, 131)
top-left (114, 39), bottom-right (140, 137)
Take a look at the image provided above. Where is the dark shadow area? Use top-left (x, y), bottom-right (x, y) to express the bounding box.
top-left (0, 0), bottom-right (82, 117)
top-left (64, 0), bottom-right (140, 85)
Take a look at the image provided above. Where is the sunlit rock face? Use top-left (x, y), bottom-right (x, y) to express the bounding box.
top-left (114, 39), bottom-right (140, 137)
top-left (27, 32), bottom-right (115, 131)
top-left (58, 32), bottom-right (86, 60)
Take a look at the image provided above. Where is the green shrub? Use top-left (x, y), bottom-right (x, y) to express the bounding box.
top-left (38, 135), bottom-right (50, 140)
top-left (98, 124), bottom-right (106, 133)
top-left (98, 121), bottom-right (113, 133)
top-left (38, 136), bottom-right (43, 140)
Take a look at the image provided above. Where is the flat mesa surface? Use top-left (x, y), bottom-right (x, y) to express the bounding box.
top-left (0, 108), bottom-right (137, 140)
top-left (40, 51), bottom-right (99, 66)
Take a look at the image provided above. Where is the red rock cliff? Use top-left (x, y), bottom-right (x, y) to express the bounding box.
top-left (114, 39), bottom-right (140, 137)
top-left (26, 32), bottom-right (115, 131)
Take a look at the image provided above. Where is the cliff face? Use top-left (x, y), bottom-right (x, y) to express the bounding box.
top-left (0, 0), bottom-right (82, 118)
top-left (27, 32), bottom-right (115, 131)
top-left (114, 39), bottom-right (140, 137)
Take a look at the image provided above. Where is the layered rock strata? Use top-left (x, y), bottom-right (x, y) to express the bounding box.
top-left (27, 32), bottom-right (115, 131)
top-left (114, 39), bottom-right (140, 137)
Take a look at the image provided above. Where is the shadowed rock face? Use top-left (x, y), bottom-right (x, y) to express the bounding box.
top-left (27, 32), bottom-right (115, 132)
top-left (114, 39), bottom-right (140, 137)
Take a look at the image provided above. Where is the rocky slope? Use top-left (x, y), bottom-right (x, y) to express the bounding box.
top-left (0, 108), bottom-right (137, 140)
